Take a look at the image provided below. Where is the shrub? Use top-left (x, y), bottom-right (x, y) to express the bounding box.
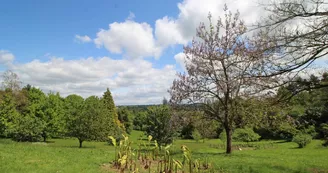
top-left (12, 116), bottom-right (44, 142)
top-left (144, 105), bottom-right (174, 145)
top-left (192, 129), bottom-right (202, 142)
top-left (219, 131), bottom-right (227, 142)
top-left (233, 128), bottom-right (261, 142)
top-left (292, 133), bottom-right (312, 148)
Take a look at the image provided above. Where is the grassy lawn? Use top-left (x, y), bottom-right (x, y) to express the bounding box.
top-left (0, 131), bottom-right (328, 173)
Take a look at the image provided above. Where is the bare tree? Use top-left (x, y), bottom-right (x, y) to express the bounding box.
top-left (253, 0), bottom-right (328, 76)
top-left (1, 70), bottom-right (22, 92)
top-left (169, 7), bottom-right (280, 154)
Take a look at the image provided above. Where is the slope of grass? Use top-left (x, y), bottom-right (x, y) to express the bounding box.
top-left (0, 130), bottom-right (328, 173)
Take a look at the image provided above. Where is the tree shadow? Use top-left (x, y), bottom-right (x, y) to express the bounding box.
top-left (274, 140), bottom-right (289, 144)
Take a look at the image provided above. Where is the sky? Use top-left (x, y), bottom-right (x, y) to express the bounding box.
top-left (1, 0), bottom-right (322, 105)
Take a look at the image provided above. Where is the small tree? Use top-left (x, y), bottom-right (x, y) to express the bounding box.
top-left (169, 7), bottom-right (277, 153)
top-left (192, 129), bottom-right (202, 142)
top-left (292, 133), bottom-right (312, 148)
top-left (144, 105), bottom-right (174, 146)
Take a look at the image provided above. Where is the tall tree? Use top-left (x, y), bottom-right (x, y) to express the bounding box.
top-left (0, 89), bottom-right (19, 137)
top-left (11, 86), bottom-right (47, 142)
top-left (169, 7), bottom-right (277, 153)
top-left (42, 92), bottom-right (65, 141)
top-left (102, 88), bottom-right (124, 135)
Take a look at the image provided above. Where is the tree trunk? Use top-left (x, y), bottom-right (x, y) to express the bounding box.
top-left (79, 139), bottom-right (83, 148)
top-left (43, 136), bottom-right (46, 142)
top-left (225, 127), bottom-right (232, 154)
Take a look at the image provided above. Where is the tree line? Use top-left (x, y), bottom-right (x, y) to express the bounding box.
top-left (0, 71), bottom-right (126, 147)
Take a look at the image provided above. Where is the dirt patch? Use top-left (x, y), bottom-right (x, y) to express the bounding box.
top-left (308, 168), bottom-right (328, 173)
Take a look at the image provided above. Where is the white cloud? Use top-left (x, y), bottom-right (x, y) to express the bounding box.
top-left (174, 52), bottom-right (186, 70)
top-left (155, 0), bottom-right (262, 47)
top-left (5, 54), bottom-right (176, 105)
top-left (92, 0), bottom-right (263, 59)
top-left (74, 35), bottom-right (92, 43)
top-left (0, 50), bottom-right (15, 65)
top-left (94, 20), bottom-right (162, 59)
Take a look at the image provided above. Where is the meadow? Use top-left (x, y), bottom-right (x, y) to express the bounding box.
top-left (0, 131), bottom-right (328, 173)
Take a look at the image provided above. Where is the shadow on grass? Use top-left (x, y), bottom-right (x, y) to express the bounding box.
top-left (51, 145), bottom-right (97, 149)
top-left (274, 140), bottom-right (289, 144)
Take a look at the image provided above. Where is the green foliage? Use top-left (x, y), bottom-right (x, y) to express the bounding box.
top-left (0, 89), bottom-right (19, 137)
top-left (42, 92), bottom-right (66, 141)
top-left (133, 111), bottom-right (146, 130)
top-left (233, 128), bottom-right (261, 142)
top-left (277, 122), bottom-right (299, 140)
top-left (292, 133), bottom-right (312, 148)
top-left (102, 88), bottom-right (123, 137)
top-left (320, 123), bottom-right (328, 147)
top-left (192, 129), bottom-right (202, 142)
top-left (12, 116), bottom-right (44, 142)
top-left (66, 95), bottom-right (117, 147)
top-left (144, 105), bottom-right (174, 145)
top-left (117, 107), bottom-right (133, 134)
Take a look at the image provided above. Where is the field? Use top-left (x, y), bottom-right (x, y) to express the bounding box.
top-left (0, 131), bottom-right (328, 173)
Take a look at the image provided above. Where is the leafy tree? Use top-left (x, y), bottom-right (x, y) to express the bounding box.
top-left (64, 94), bottom-right (84, 147)
top-left (42, 92), bottom-right (65, 141)
top-left (169, 7), bottom-right (277, 153)
top-left (117, 107), bottom-right (133, 134)
top-left (133, 111), bottom-right (147, 130)
top-left (66, 95), bottom-right (117, 147)
top-left (12, 116), bottom-right (44, 142)
top-left (144, 105), bottom-right (174, 146)
top-left (192, 129), bottom-right (202, 142)
top-left (11, 86), bottom-right (47, 142)
top-left (0, 89), bottom-right (19, 137)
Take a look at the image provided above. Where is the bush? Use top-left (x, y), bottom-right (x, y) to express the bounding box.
top-left (219, 131), bottom-right (227, 142)
top-left (233, 128), bottom-right (261, 142)
top-left (144, 105), bottom-right (174, 145)
top-left (12, 116), bottom-right (44, 142)
top-left (192, 129), bottom-right (202, 142)
top-left (292, 133), bottom-right (312, 148)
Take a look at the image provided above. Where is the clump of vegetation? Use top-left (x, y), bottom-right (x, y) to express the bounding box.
top-left (292, 133), bottom-right (312, 148)
top-left (144, 105), bottom-right (175, 146)
top-left (192, 129), bottom-right (202, 142)
top-left (233, 128), bottom-right (261, 142)
top-left (220, 128), bottom-right (261, 143)
top-left (108, 134), bottom-right (214, 173)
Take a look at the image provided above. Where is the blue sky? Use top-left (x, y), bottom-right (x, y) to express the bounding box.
top-left (0, 0), bottom-right (266, 105)
top-left (0, 0), bottom-right (179, 64)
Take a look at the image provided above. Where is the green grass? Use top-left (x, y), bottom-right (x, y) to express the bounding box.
top-left (0, 131), bottom-right (328, 173)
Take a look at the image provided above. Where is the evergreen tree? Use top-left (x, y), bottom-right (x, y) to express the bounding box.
top-left (102, 88), bottom-right (124, 137)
